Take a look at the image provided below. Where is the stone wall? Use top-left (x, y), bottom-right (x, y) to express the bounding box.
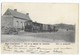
top-left (1, 15), bottom-right (13, 28)
top-left (13, 18), bottom-right (27, 30)
top-left (1, 15), bottom-right (13, 34)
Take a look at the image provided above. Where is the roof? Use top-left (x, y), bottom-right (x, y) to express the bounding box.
top-left (4, 8), bottom-right (31, 20)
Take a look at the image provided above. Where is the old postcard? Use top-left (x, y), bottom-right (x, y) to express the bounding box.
top-left (1, 2), bottom-right (79, 54)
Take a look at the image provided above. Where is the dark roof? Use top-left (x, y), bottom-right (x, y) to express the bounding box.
top-left (4, 8), bottom-right (31, 20)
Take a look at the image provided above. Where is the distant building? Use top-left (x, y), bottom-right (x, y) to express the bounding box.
top-left (1, 8), bottom-right (31, 30)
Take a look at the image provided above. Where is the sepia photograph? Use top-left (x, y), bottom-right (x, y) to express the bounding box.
top-left (1, 3), bottom-right (78, 43)
top-left (1, 2), bottom-right (79, 54)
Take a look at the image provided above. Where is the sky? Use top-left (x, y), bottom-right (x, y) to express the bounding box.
top-left (1, 2), bottom-right (78, 25)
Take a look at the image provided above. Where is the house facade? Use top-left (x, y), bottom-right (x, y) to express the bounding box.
top-left (2, 9), bottom-right (31, 30)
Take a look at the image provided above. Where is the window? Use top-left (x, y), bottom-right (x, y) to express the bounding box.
top-left (16, 21), bottom-right (18, 22)
top-left (16, 21), bottom-right (19, 28)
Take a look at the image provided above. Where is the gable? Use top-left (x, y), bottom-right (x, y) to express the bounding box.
top-left (4, 9), bottom-right (11, 15)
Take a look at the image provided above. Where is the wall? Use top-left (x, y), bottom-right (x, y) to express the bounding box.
top-left (13, 18), bottom-right (27, 30)
top-left (1, 15), bottom-right (13, 28)
top-left (42, 24), bottom-right (48, 31)
top-left (1, 15), bottom-right (13, 34)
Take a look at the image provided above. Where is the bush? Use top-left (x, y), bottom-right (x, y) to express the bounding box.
top-left (5, 27), bottom-right (18, 35)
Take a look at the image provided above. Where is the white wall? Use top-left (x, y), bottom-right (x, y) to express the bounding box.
top-left (13, 18), bottom-right (27, 29)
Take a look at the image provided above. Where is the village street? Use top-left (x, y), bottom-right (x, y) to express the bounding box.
top-left (1, 29), bottom-right (75, 43)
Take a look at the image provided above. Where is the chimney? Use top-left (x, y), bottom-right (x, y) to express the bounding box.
top-left (26, 13), bottom-right (29, 15)
top-left (14, 9), bottom-right (17, 11)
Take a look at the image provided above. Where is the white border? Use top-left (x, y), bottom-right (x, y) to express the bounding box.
top-left (0, 0), bottom-right (80, 55)
top-left (0, 0), bottom-right (80, 3)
